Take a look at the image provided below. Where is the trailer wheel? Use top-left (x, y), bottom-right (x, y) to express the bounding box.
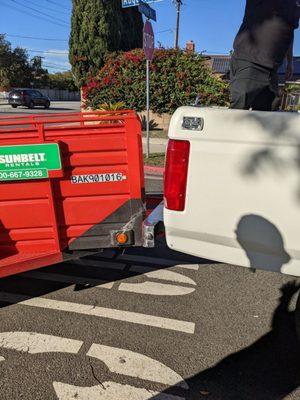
top-left (295, 291), bottom-right (300, 342)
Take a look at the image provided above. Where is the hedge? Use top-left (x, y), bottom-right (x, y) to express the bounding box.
top-left (84, 49), bottom-right (229, 114)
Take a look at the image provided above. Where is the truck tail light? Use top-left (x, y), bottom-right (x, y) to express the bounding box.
top-left (164, 139), bottom-right (190, 211)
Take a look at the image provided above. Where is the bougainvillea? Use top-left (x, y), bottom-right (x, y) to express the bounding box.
top-left (84, 48), bottom-right (229, 114)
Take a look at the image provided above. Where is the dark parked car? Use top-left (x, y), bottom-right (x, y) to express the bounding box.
top-left (8, 89), bottom-right (51, 109)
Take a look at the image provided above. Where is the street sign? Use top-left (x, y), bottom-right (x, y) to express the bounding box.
top-left (143, 20), bottom-right (154, 61)
top-left (121, 0), bottom-right (161, 8)
top-left (138, 1), bottom-right (157, 21)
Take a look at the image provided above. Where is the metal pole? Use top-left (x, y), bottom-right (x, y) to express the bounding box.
top-left (146, 59), bottom-right (150, 158)
top-left (174, 0), bottom-right (182, 49)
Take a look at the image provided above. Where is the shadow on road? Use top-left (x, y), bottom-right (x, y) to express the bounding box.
top-left (236, 214), bottom-right (291, 273)
top-left (154, 281), bottom-right (300, 400)
top-left (0, 236), bottom-right (208, 306)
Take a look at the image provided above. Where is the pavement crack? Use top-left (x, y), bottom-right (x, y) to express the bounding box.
top-left (90, 363), bottom-right (106, 390)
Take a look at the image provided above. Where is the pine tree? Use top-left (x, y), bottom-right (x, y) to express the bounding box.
top-left (69, 0), bottom-right (143, 86)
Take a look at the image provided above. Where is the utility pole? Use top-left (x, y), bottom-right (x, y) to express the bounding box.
top-left (173, 0), bottom-right (182, 49)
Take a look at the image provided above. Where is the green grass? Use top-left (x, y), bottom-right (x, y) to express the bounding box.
top-left (142, 130), bottom-right (168, 139)
top-left (144, 152), bottom-right (165, 167)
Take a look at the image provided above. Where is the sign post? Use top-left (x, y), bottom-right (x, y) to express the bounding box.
top-left (143, 20), bottom-right (154, 159)
top-left (121, 0), bottom-right (158, 158)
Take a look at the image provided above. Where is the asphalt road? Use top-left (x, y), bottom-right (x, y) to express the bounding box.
top-left (0, 101), bottom-right (81, 115)
top-left (0, 107), bottom-right (299, 399)
top-left (0, 237), bottom-right (299, 400)
top-left (0, 176), bottom-right (298, 399)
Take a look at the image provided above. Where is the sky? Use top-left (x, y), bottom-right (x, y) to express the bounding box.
top-left (0, 0), bottom-right (299, 73)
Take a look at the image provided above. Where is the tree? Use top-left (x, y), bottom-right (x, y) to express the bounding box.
top-left (30, 56), bottom-right (49, 88)
top-left (84, 49), bottom-right (230, 114)
top-left (0, 34), bottom-right (13, 89)
top-left (0, 35), bottom-right (34, 89)
top-left (48, 71), bottom-right (78, 91)
top-left (69, 0), bottom-right (143, 86)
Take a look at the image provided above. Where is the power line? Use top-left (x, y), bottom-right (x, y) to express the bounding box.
top-left (43, 61), bottom-right (70, 67)
top-left (46, 0), bottom-right (70, 11)
top-left (156, 29), bottom-right (174, 34)
top-left (6, 34), bottom-right (68, 42)
top-left (44, 65), bottom-right (69, 70)
top-left (25, 0), bottom-right (69, 15)
top-left (0, 1), bottom-right (69, 29)
top-left (10, 0), bottom-right (69, 26)
top-left (27, 49), bottom-right (69, 55)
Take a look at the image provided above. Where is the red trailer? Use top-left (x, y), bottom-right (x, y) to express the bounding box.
top-left (0, 111), bottom-right (162, 278)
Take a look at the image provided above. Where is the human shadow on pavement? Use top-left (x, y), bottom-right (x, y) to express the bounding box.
top-left (235, 214), bottom-right (291, 273)
top-left (154, 214), bottom-right (299, 400)
top-left (153, 281), bottom-right (300, 400)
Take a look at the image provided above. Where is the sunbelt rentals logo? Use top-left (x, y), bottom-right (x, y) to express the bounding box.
top-left (0, 152), bottom-right (47, 168)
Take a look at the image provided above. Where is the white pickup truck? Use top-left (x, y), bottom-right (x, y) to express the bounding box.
top-left (163, 106), bottom-right (300, 329)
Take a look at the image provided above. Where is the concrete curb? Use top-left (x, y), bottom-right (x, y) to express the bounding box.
top-left (144, 165), bottom-right (164, 176)
top-left (142, 137), bottom-right (168, 145)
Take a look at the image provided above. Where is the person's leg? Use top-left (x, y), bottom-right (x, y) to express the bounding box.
top-left (270, 70), bottom-right (280, 111)
top-left (230, 58), bottom-right (276, 111)
top-left (230, 57), bottom-right (254, 109)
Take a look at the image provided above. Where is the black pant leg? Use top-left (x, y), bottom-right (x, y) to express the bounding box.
top-left (230, 58), bottom-right (278, 111)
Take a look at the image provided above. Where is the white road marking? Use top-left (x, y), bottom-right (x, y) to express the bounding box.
top-left (174, 264), bottom-right (200, 271)
top-left (53, 381), bottom-right (184, 400)
top-left (96, 253), bottom-right (199, 269)
top-left (0, 292), bottom-right (195, 334)
top-left (130, 266), bottom-right (196, 285)
top-left (119, 282), bottom-right (195, 296)
top-left (87, 344), bottom-right (189, 389)
top-left (0, 332), bottom-right (82, 354)
top-left (68, 258), bottom-right (126, 270)
top-left (22, 271), bottom-right (114, 289)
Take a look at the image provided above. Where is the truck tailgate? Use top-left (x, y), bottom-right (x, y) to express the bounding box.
top-left (164, 107), bottom-right (300, 277)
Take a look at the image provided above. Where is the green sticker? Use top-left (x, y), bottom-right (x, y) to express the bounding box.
top-left (0, 143), bottom-right (61, 181)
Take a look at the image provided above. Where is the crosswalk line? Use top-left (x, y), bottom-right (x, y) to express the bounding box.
top-left (68, 259), bottom-right (126, 270)
top-left (93, 254), bottom-right (200, 270)
top-left (0, 332), bottom-right (83, 354)
top-left (174, 264), bottom-right (200, 271)
top-left (21, 271), bottom-right (114, 289)
top-left (130, 266), bottom-right (196, 285)
top-left (119, 282), bottom-right (195, 296)
top-left (88, 344), bottom-right (189, 389)
top-left (53, 381), bottom-right (185, 400)
top-left (0, 292), bottom-right (195, 334)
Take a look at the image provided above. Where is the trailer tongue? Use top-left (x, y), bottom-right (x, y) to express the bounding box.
top-left (0, 110), bottom-right (160, 279)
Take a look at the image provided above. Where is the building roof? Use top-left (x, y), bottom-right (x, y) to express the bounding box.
top-left (209, 55), bottom-right (300, 80)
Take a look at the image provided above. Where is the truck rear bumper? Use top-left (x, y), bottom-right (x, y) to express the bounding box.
top-left (143, 200), bottom-right (164, 248)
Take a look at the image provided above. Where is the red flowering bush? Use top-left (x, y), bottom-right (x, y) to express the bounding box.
top-left (84, 48), bottom-right (229, 114)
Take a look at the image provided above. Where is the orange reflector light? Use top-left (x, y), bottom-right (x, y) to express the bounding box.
top-left (116, 232), bottom-right (128, 245)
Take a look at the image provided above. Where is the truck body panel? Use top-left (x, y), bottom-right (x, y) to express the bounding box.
top-left (164, 107), bottom-right (300, 277)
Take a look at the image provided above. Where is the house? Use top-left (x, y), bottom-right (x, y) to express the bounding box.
top-left (208, 54), bottom-right (300, 82)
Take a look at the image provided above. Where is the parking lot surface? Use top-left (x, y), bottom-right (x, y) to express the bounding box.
top-left (0, 108), bottom-right (299, 399)
top-left (0, 238), bottom-right (299, 399)
top-left (0, 101), bottom-right (81, 115)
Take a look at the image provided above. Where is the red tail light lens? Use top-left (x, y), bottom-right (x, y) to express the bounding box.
top-left (164, 139), bottom-right (190, 211)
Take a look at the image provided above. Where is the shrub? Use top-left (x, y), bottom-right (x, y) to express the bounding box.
top-left (84, 49), bottom-right (229, 114)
